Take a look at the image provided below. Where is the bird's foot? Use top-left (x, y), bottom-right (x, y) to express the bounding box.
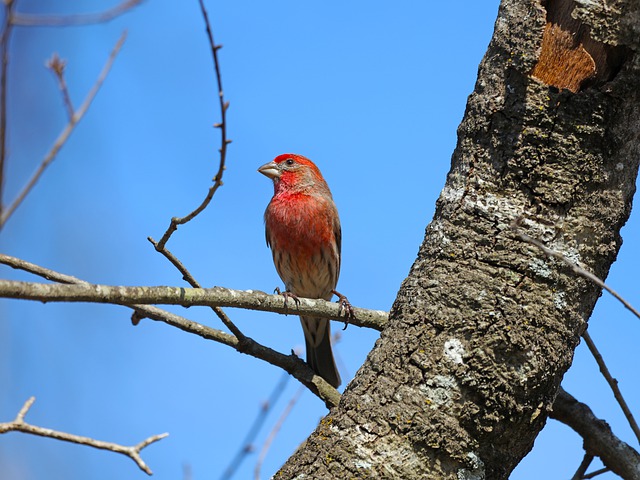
top-left (332, 289), bottom-right (355, 330)
top-left (275, 287), bottom-right (300, 312)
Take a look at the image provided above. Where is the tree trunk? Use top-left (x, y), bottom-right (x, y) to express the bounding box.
top-left (277, 0), bottom-right (640, 478)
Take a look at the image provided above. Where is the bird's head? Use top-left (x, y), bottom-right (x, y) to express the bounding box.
top-left (258, 154), bottom-right (328, 193)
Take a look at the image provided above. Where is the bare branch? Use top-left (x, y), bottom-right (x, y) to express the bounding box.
top-left (0, 277), bottom-right (387, 329)
top-left (512, 217), bottom-right (640, 322)
top-left (254, 386), bottom-right (304, 480)
top-left (0, 0), bottom-right (16, 220)
top-left (571, 453), bottom-right (594, 480)
top-left (583, 467), bottom-right (611, 479)
top-left (221, 372), bottom-right (292, 480)
top-left (11, 0), bottom-right (142, 27)
top-left (0, 279), bottom-right (388, 329)
top-left (582, 330), bottom-right (640, 443)
top-left (146, 237), bottom-right (246, 340)
top-left (153, 0), bottom-right (229, 250)
top-left (551, 388), bottom-right (640, 480)
top-left (46, 53), bottom-right (74, 120)
top-left (0, 31), bottom-right (127, 229)
top-left (0, 397), bottom-right (167, 475)
top-left (0, 254), bottom-right (342, 407)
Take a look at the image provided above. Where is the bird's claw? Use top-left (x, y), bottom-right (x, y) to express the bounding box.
top-left (275, 287), bottom-right (300, 312)
top-left (332, 289), bottom-right (355, 330)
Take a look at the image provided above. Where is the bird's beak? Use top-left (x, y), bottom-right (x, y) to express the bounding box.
top-left (258, 161), bottom-right (280, 179)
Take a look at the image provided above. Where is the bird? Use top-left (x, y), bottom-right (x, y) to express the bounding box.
top-left (258, 153), bottom-right (347, 388)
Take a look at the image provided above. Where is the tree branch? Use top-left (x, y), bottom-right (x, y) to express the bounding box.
top-left (0, 0), bottom-right (16, 220)
top-left (254, 385), bottom-right (305, 480)
top-left (221, 372), bottom-right (292, 480)
top-left (0, 279), bottom-right (387, 328)
top-left (582, 331), bottom-right (640, 444)
top-left (153, 0), bottom-right (229, 251)
top-left (512, 217), bottom-right (640, 322)
top-left (0, 31), bottom-right (127, 229)
top-left (551, 388), bottom-right (640, 480)
top-left (0, 254), bottom-right (342, 407)
top-left (0, 397), bottom-right (167, 475)
top-left (11, 0), bottom-right (142, 27)
top-left (571, 453), bottom-right (594, 480)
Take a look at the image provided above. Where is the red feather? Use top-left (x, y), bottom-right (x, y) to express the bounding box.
top-left (259, 153), bottom-right (342, 387)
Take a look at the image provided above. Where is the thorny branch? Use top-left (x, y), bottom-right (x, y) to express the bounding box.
top-left (0, 397), bottom-right (167, 475)
top-left (0, 31), bottom-right (127, 229)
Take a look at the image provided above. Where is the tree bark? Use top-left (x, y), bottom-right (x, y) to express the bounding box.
top-left (277, 0), bottom-right (640, 478)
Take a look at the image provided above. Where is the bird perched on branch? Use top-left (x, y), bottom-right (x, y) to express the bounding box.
top-left (259, 153), bottom-right (350, 388)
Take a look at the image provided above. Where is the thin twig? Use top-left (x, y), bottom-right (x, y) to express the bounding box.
top-left (0, 254), bottom-right (342, 408)
top-left (0, 0), bottom-right (16, 220)
top-left (254, 386), bottom-right (304, 480)
top-left (512, 218), bottom-right (640, 322)
top-left (154, 0), bottom-right (229, 250)
top-left (0, 278), bottom-right (387, 328)
top-left (221, 372), bottom-right (291, 480)
top-left (583, 467), bottom-right (610, 479)
top-left (0, 397), bottom-right (167, 475)
top-left (571, 453), bottom-right (594, 480)
top-left (147, 236), bottom-right (201, 287)
top-left (12, 0), bottom-right (142, 26)
top-left (582, 330), bottom-right (640, 443)
top-left (46, 53), bottom-right (74, 120)
top-left (146, 236), bottom-right (246, 339)
top-left (0, 31), bottom-right (127, 229)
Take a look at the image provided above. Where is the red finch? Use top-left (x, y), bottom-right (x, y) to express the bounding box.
top-left (259, 153), bottom-right (343, 388)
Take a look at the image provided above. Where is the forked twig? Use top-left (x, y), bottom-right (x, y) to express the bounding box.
top-left (153, 0), bottom-right (229, 251)
top-left (0, 397), bottom-right (167, 475)
top-left (0, 31), bottom-right (127, 228)
top-left (571, 453), bottom-right (594, 480)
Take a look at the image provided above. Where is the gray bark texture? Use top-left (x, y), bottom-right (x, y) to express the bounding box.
top-left (277, 0), bottom-right (640, 478)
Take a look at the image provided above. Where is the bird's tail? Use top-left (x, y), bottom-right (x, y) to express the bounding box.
top-left (300, 316), bottom-right (341, 388)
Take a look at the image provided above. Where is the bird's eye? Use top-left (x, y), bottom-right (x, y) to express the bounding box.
top-left (285, 158), bottom-right (295, 166)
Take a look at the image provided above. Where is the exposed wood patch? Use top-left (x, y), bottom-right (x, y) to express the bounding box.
top-left (532, 0), bottom-right (626, 92)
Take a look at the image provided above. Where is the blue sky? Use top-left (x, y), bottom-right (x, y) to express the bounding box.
top-left (1, 1), bottom-right (638, 479)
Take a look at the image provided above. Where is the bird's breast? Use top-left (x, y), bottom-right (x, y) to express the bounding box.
top-left (265, 194), bottom-right (339, 298)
